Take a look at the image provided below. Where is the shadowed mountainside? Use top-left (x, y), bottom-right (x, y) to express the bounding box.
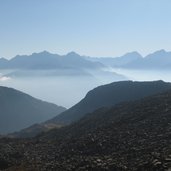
top-left (1, 86), bottom-right (171, 170)
top-left (0, 86), bottom-right (66, 134)
top-left (12, 80), bottom-right (171, 138)
top-left (48, 80), bottom-right (171, 125)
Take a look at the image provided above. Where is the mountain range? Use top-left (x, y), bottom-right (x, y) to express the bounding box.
top-left (0, 81), bottom-right (171, 170)
top-left (1, 49), bottom-right (171, 75)
top-left (0, 51), bottom-right (127, 82)
top-left (46, 80), bottom-right (171, 124)
top-left (0, 51), bottom-right (103, 70)
top-left (86, 51), bottom-right (142, 67)
top-left (0, 86), bottom-right (66, 134)
top-left (86, 49), bottom-right (171, 69)
top-left (123, 49), bottom-right (171, 69)
top-left (11, 80), bottom-right (171, 138)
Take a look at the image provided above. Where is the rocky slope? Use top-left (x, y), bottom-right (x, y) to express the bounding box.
top-left (0, 89), bottom-right (171, 170)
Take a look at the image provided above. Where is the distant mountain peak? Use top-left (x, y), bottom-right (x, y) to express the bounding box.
top-left (148, 49), bottom-right (168, 56)
top-left (157, 49), bottom-right (166, 53)
top-left (145, 49), bottom-right (170, 59)
top-left (66, 51), bottom-right (80, 56)
top-left (122, 51), bottom-right (142, 58)
top-left (32, 50), bottom-right (51, 56)
top-left (127, 51), bottom-right (141, 55)
top-left (0, 57), bottom-right (8, 61)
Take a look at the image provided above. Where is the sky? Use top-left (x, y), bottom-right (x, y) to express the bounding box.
top-left (0, 0), bottom-right (171, 59)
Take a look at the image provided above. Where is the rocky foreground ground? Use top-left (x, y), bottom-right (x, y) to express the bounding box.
top-left (1, 91), bottom-right (171, 171)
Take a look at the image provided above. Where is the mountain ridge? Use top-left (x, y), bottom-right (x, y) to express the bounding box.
top-left (0, 51), bottom-right (104, 70)
top-left (0, 86), bottom-right (66, 134)
top-left (1, 49), bottom-right (171, 70)
top-left (47, 80), bottom-right (171, 125)
top-left (11, 80), bottom-right (171, 138)
top-left (1, 84), bottom-right (171, 170)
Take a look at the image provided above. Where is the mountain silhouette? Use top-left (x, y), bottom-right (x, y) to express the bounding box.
top-left (123, 49), bottom-right (171, 69)
top-left (0, 86), bottom-right (66, 134)
top-left (0, 51), bottom-right (103, 70)
top-left (0, 51), bottom-right (127, 81)
top-left (1, 50), bottom-right (171, 70)
top-left (1, 83), bottom-right (171, 170)
top-left (86, 51), bottom-right (142, 67)
top-left (12, 80), bottom-right (171, 138)
top-left (86, 49), bottom-right (171, 69)
top-left (48, 80), bottom-right (171, 125)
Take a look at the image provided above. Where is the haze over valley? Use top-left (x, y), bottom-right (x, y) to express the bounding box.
top-left (1, 0), bottom-right (171, 170)
top-left (1, 49), bottom-right (171, 108)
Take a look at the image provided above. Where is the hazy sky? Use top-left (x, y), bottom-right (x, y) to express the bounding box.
top-left (1, 0), bottom-right (171, 58)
